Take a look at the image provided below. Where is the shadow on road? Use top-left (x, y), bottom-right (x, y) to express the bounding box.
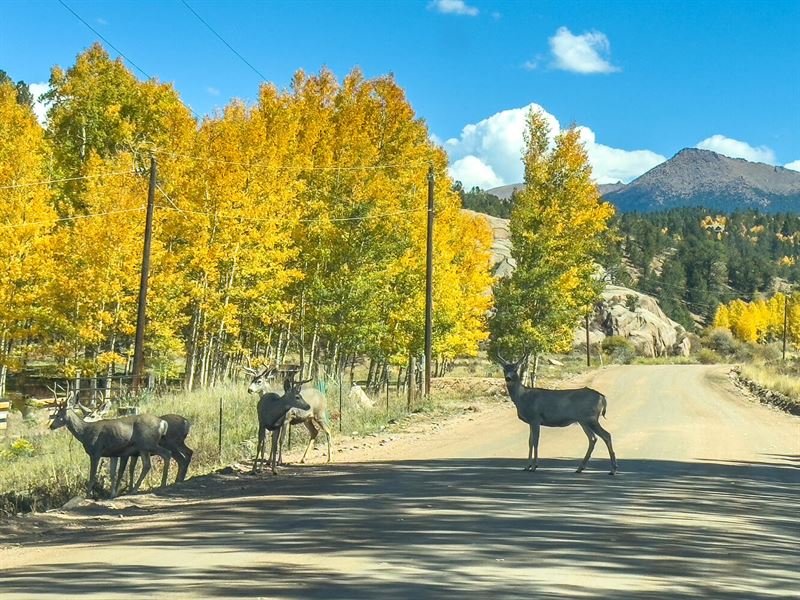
top-left (2, 456), bottom-right (798, 598)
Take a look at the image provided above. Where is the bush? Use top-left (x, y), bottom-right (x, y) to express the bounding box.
top-left (697, 348), bottom-right (722, 364)
top-left (602, 336), bottom-right (636, 364)
top-left (2, 438), bottom-right (35, 460)
top-left (705, 328), bottom-right (738, 355)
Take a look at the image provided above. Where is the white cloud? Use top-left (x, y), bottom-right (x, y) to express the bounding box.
top-left (96, 17), bottom-right (108, 25)
top-left (449, 156), bottom-right (504, 190)
top-left (443, 103), bottom-right (665, 189)
top-left (785, 160), bottom-right (800, 172)
top-left (548, 26), bottom-right (620, 74)
top-left (206, 86), bottom-right (220, 96)
top-left (28, 82), bottom-right (50, 126)
top-left (428, 0), bottom-right (479, 16)
top-left (576, 127), bottom-right (666, 184)
top-left (696, 134), bottom-right (776, 164)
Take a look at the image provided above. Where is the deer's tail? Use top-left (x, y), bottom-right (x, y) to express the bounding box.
top-left (600, 394), bottom-right (608, 419)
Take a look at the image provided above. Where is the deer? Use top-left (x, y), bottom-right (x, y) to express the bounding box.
top-left (251, 376), bottom-right (312, 475)
top-left (114, 414), bottom-right (194, 492)
top-left (245, 366), bottom-right (333, 464)
top-left (496, 353), bottom-right (618, 475)
top-left (49, 392), bottom-right (173, 497)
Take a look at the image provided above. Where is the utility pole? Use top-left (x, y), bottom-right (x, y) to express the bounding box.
top-left (783, 294), bottom-right (789, 361)
top-left (424, 164), bottom-right (435, 398)
top-left (585, 313), bottom-right (591, 367)
top-left (132, 155), bottom-right (156, 392)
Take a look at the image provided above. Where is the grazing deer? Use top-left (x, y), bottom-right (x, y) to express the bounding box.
top-left (496, 354), bottom-right (618, 475)
top-left (115, 414), bottom-right (194, 491)
top-left (251, 377), bottom-right (311, 475)
top-left (49, 392), bottom-right (173, 497)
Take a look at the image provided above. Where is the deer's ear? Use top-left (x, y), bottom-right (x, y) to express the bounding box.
top-left (283, 379), bottom-right (292, 393)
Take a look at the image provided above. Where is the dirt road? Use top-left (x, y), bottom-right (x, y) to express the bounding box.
top-left (1, 365), bottom-right (798, 598)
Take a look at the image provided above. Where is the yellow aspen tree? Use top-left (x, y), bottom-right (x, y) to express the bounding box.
top-left (0, 81), bottom-right (57, 387)
top-left (490, 109), bottom-right (614, 358)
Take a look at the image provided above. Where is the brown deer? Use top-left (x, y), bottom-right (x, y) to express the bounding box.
top-left (496, 353), bottom-right (617, 475)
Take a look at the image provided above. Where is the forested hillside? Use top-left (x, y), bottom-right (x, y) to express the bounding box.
top-left (607, 208), bottom-right (800, 328)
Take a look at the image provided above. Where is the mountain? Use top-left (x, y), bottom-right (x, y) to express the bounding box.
top-left (486, 183), bottom-right (525, 200)
top-left (486, 149), bottom-right (800, 213)
top-left (605, 149), bottom-right (800, 212)
top-left (487, 182), bottom-right (626, 200)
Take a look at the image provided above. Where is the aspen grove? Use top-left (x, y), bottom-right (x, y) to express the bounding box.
top-left (0, 44), bottom-right (494, 390)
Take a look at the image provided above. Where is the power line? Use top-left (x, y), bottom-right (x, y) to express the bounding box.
top-left (57, 0), bottom-right (152, 81)
top-left (57, 0), bottom-right (207, 125)
top-left (0, 207), bottom-right (145, 230)
top-left (179, 0), bottom-right (269, 82)
top-left (152, 148), bottom-right (428, 171)
top-left (156, 203), bottom-right (429, 223)
top-left (0, 170), bottom-right (136, 191)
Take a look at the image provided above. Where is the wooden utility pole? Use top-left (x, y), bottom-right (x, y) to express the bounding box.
top-left (424, 165), bottom-right (435, 398)
top-left (585, 313), bottom-right (591, 367)
top-left (783, 295), bottom-right (789, 361)
top-left (132, 155), bottom-right (156, 392)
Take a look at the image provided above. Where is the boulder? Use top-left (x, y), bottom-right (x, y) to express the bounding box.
top-left (576, 285), bottom-right (690, 357)
top-left (348, 385), bottom-right (375, 409)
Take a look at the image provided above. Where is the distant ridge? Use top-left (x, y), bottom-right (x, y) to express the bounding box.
top-left (487, 182), bottom-right (627, 199)
top-left (604, 148), bottom-right (800, 212)
top-left (485, 149), bottom-right (800, 213)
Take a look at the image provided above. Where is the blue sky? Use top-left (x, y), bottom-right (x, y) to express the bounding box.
top-left (2, 0), bottom-right (798, 186)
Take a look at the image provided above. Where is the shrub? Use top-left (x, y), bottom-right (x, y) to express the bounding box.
top-left (705, 328), bottom-right (738, 355)
top-left (697, 348), bottom-right (722, 364)
top-left (3, 438), bottom-right (35, 460)
top-left (602, 336), bottom-right (636, 364)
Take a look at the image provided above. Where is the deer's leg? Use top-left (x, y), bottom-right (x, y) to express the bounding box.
top-left (109, 457), bottom-right (120, 498)
top-left (87, 455), bottom-right (100, 497)
top-left (115, 457), bottom-right (129, 495)
top-left (300, 420), bottom-right (318, 463)
top-left (577, 423), bottom-right (597, 473)
top-left (277, 425), bottom-right (286, 465)
top-left (269, 426), bottom-right (281, 475)
top-left (177, 442), bottom-right (193, 482)
top-left (132, 453), bottom-right (151, 493)
top-left (525, 424), bottom-right (540, 471)
top-left (254, 425), bottom-right (265, 474)
top-left (127, 455), bottom-right (138, 492)
top-left (318, 418), bottom-right (333, 463)
top-left (590, 421), bottom-right (617, 475)
top-left (156, 447), bottom-right (171, 488)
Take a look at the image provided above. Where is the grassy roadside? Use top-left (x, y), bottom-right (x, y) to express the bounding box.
top-left (738, 363), bottom-right (800, 411)
top-left (0, 353), bottom-right (599, 516)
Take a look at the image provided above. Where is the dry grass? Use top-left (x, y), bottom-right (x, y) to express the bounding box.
top-left (740, 363), bottom-right (800, 401)
top-left (0, 377), bottom-right (492, 515)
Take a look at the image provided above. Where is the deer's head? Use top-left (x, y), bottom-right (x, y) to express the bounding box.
top-left (245, 366), bottom-right (278, 395)
top-left (49, 391), bottom-right (76, 430)
top-left (495, 352), bottom-right (529, 386)
top-left (283, 374), bottom-right (313, 410)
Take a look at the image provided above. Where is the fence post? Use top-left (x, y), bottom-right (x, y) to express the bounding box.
top-left (0, 396), bottom-right (8, 436)
top-left (218, 397), bottom-right (223, 459)
top-left (338, 374), bottom-right (343, 433)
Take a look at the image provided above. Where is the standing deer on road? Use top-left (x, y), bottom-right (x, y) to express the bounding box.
top-left (251, 377), bottom-right (311, 475)
top-left (245, 366), bottom-right (333, 464)
top-left (50, 392), bottom-right (174, 496)
top-left (497, 354), bottom-right (618, 475)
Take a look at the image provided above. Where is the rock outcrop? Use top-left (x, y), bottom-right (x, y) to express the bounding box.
top-left (582, 285), bottom-right (691, 357)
